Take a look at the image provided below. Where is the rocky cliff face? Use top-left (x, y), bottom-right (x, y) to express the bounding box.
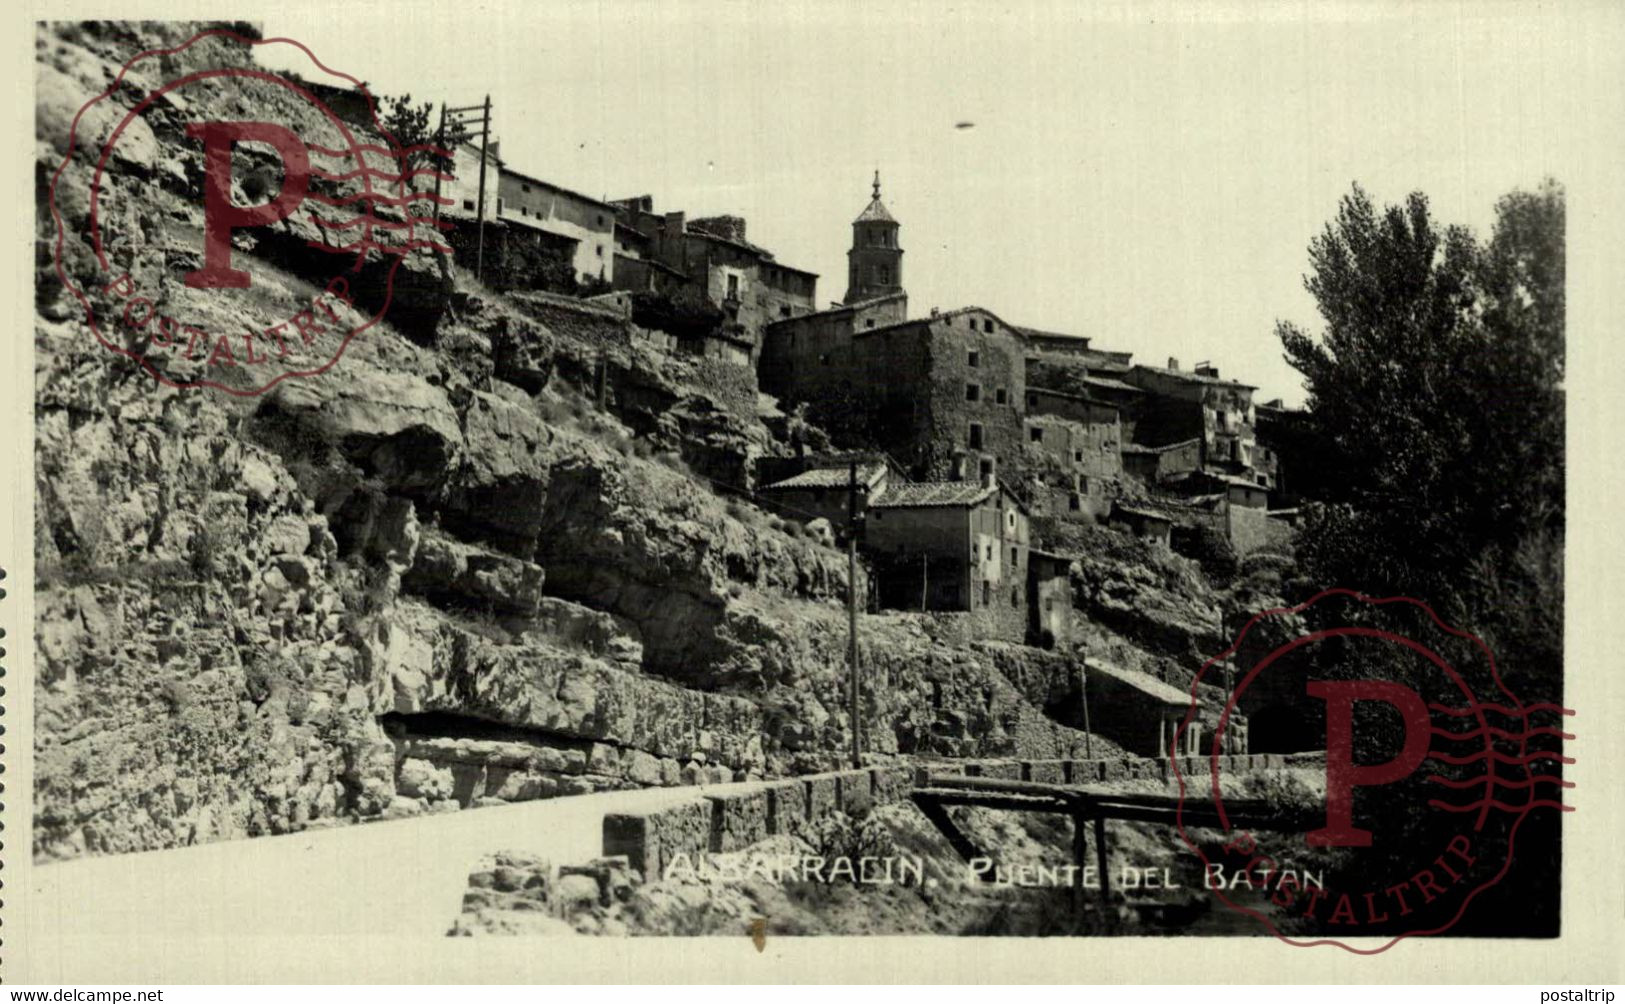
top-left (32, 19), bottom-right (1274, 862)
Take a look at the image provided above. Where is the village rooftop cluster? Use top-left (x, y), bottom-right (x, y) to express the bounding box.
top-left (414, 127), bottom-right (1317, 756)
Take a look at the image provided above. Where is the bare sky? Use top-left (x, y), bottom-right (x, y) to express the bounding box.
top-left (259, 1), bottom-right (1583, 406)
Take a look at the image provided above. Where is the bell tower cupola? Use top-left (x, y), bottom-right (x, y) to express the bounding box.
top-left (844, 170), bottom-right (904, 304)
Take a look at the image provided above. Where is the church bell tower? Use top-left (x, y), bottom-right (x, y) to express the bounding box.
top-left (844, 170), bottom-right (904, 304)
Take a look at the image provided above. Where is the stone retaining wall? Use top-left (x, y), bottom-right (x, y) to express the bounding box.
top-left (599, 764), bottom-right (902, 880)
top-left (596, 753), bottom-right (1300, 880)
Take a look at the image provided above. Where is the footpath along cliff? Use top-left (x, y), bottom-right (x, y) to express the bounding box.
top-left (33, 19), bottom-right (1291, 861)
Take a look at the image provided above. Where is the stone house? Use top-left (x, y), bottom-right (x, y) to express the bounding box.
top-left (756, 454), bottom-right (901, 531)
top-left (611, 253), bottom-right (689, 297)
top-left (1021, 387), bottom-right (1124, 519)
top-left (865, 478), bottom-right (1031, 643)
top-left (1156, 469), bottom-right (1269, 509)
top-left (1084, 658), bottom-right (1203, 758)
top-left (682, 219), bottom-right (819, 360)
top-left (442, 140), bottom-right (502, 222)
top-left (1109, 502), bottom-right (1173, 548)
top-left (759, 292), bottom-right (909, 399)
top-left (495, 166), bottom-right (617, 286)
top-left (1121, 437), bottom-right (1203, 486)
top-left (760, 305), bottom-right (1030, 484)
top-left (1254, 398), bottom-right (1323, 501)
top-left (1122, 359), bottom-right (1259, 477)
top-left (1018, 326), bottom-right (1095, 362)
top-left (608, 196), bottom-right (819, 362)
top-left (1077, 368), bottom-right (1144, 411)
top-left (1027, 548), bottom-right (1074, 650)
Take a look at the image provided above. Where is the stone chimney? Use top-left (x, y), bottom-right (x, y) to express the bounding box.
top-left (1168, 357), bottom-right (1180, 371)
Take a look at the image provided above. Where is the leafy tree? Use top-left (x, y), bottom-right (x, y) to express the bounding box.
top-left (380, 92), bottom-right (468, 173)
top-left (1271, 181), bottom-right (1564, 940)
top-left (1276, 181), bottom-right (1564, 653)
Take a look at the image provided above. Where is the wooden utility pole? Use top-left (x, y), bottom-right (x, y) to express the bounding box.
top-left (430, 103), bottom-right (447, 230)
top-left (474, 94), bottom-right (491, 281)
top-left (920, 554), bottom-right (928, 611)
top-left (445, 96), bottom-right (493, 281)
top-left (848, 460), bottom-right (862, 769)
top-left (1080, 660), bottom-right (1093, 759)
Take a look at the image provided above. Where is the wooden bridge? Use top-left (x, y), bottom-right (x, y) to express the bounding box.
top-left (911, 773), bottom-right (1307, 915)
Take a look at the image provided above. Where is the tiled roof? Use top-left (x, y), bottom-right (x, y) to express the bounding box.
top-left (1028, 547), bottom-right (1074, 564)
top-left (765, 291), bottom-right (906, 329)
top-left (1112, 503), bottom-right (1172, 523)
top-left (1018, 326), bottom-right (1091, 349)
top-left (870, 481), bottom-right (998, 509)
top-left (613, 252), bottom-right (688, 279)
top-left (1027, 386), bottom-right (1118, 411)
top-left (855, 304), bottom-right (1019, 341)
top-left (1130, 364), bottom-right (1256, 391)
top-left (762, 462), bottom-right (889, 492)
top-left (1086, 352), bottom-right (1135, 369)
top-left (1122, 436), bottom-right (1201, 455)
top-left (498, 165), bottom-right (617, 211)
top-left (500, 211), bottom-right (578, 239)
top-left (1085, 658), bottom-right (1198, 708)
top-left (1083, 375), bottom-right (1142, 394)
top-left (854, 198), bottom-right (897, 224)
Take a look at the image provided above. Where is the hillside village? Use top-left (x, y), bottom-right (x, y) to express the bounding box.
top-left (34, 21), bottom-right (1327, 879)
top-left (427, 127), bottom-right (1313, 656)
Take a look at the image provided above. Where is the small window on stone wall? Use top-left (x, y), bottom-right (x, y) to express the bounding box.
top-left (969, 423), bottom-right (984, 449)
top-left (983, 319), bottom-right (994, 333)
top-left (995, 388), bottom-right (1007, 404)
top-left (1069, 494), bottom-right (1081, 511)
top-left (983, 581), bottom-right (991, 607)
top-left (1011, 586), bottom-right (1020, 607)
top-left (1030, 426), bottom-right (1044, 443)
top-left (966, 383), bottom-right (981, 402)
top-left (1074, 449), bottom-right (1083, 463)
top-left (968, 350), bottom-right (980, 368)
